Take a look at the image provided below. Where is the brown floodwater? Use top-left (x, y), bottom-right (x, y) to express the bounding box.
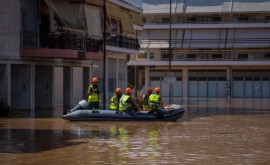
top-left (0, 98), bottom-right (270, 165)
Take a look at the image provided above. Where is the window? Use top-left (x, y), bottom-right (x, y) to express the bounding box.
top-left (149, 52), bottom-right (154, 59)
top-left (264, 54), bottom-right (270, 59)
top-left (265, 16), bottom-right (270, 22)
top-left (245, 77), bottom-right (252, 81)
top-left (162, 18), bottom-right (169, 23)
top-left (189, 77), bottom-right (197, 81)
top-left (208, 77), bottom-right (217, 81)
top-left (238, 16), bottom-right (249, 22)
top-left (233, 77), bottom-right (244, 81)
top-left (150, 77), bottom-right (161, 81)
top-left (212, 16), bottom-right (222, 22)
top-left (212, 54), bottom-right (222, 59)
top-left (110, 19), bottom-right (118, 34)
top-left (187, 54), bottom-right (197, 59)
top-left (238, 54), bottom-right (248, 59)
top-left (142, 17), bottom-right (147, 23)
top-left (187, 17), bottom-right (196, 22)
top-left (218, 77), bottom-right (226, 81)
top-left (161, 49), bottom-right (173, 60)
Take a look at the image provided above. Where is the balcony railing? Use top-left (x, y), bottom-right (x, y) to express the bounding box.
top-left (106, 35), bottom-right (140, 50)
top-left (133, 55), bottom-right (270, 62)
top-left (40, 33), bottom-right (103, 52)
top-left (22, 31), bottom-right (139, 52)
top-left (141, 38), bottom-right (270, 46)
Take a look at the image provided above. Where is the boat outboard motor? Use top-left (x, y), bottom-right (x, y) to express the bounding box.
top-left (68, 100), bottom-right (90, 113)
top-left (78, 100), bottom-right (90, 109)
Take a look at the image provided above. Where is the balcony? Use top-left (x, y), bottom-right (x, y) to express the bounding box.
top-left (106, 35), bottom-right (140, 50)
top-left (21, 31), bottom-right (103, 59)
top-left (20, 31), bottom-right (140, 59)
top-left (129, 51), bottom-right (270, 67)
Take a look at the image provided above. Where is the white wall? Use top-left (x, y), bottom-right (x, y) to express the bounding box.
top-left (73, 67), bottom-right (83, 105)
top-left (54, 67), bottom-right (63, 105)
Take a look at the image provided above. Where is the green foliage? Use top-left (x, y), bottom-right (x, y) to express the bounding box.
top-left (0, 98), bottom-right (23, 118)
top-left (0, 99), bottom-right (9, 117)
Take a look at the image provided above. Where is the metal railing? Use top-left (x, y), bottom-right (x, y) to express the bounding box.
top-left (22, 31), bottom-right (139, 52)
top-left (106, 34), bottom-right (140, 50)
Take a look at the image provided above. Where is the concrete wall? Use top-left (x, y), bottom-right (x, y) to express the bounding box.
top-left (11, 64), bottom-right (31, 112)
top-left (0, 0), bottom-right (20, 57)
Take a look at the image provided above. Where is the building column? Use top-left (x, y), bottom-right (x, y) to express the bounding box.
top-left (63, 66), bottom-right (73, 114)
top-left (116, 59), bottom-right (119, 88)
top-left (226, 67), bottom-right (232, 98)
top-left (226, 67), bottom-right (231, 81)
top-left (52, 65), bottom-right (55, 113)
top-left (7, 64), bottom-right (11, 107)
top-left (30, 64), bottom-right (35, 117)
top-left (83, 67), bottom-right (90, 100)
top-left (145, 66), bottom-right (150, 90)
top-left (182, 68), bottom-right (188, 98)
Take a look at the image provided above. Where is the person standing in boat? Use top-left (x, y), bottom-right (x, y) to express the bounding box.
top-left (88, 77), bottom-right (102, 109)
top-left (149, 87), bottom-right (164, 118)
top-left (139, 87), bottom-right (153, 110)
top-left (119, 87), bottom-right (138, 112)
top-left (109, 88), bottom-right (122, 110)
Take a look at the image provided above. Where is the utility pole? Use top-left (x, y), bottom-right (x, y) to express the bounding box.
top-left (169, 0), bottom-right (172, 73)
top-left (169, 0), bottom-right (173, 104)
top-left (103, 0), bottom-right (106, 110)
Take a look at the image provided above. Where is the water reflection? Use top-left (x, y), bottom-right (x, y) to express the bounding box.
top-left (179, 98), bottom-right (270, 121)
top-left (0, 98), bottom-right (270, 164)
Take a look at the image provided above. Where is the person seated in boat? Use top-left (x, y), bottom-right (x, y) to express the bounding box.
top-left (119, 87), bottom-right (138, 112)
top-left (149, 87), bottom-right (164, 118)
top-left (139, 87), bottom-right (153, 111)
top-left (109, 88), bottom-right (122, 110)
top-left (88, 77), bottom-right (102, 109)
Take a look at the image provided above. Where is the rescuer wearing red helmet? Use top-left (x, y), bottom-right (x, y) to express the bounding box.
top-left (139, 87), bottom-right (153, 110)
top-left (88, 77), bottom-right (101, 109)
top-left (119, 87), bottom-right (138, 112)
top-left (149, 87), bottom-right (164, 118)
top-left (109, 88), bottom-right (122, 110)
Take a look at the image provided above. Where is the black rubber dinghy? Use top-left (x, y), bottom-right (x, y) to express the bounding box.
top-left (62, 101), bottom-right (185, 122)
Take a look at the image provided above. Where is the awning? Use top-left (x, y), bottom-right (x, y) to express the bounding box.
top-left (85, 4), bottom-right (102, 38)
top-left (44, 0), bottom-right (86, 31)
top-left (121, 8), bottom-right (135, 35)
top-left (131, 11), bottom-right (143, 26)
top-left (141, 40), bottom-right (169, 48)
top-left (106, 1), bottom-right (121, 20)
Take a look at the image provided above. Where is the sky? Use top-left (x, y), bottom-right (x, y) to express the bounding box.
top-left (123, 0), bottom-right (142, 8)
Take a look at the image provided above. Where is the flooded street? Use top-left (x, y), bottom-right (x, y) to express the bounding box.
top-left (1, 98), bottom-right (270, 164)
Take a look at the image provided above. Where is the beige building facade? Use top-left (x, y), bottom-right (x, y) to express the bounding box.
top-left (0, 0), bottom-right (142, 117)
top-left (129, 0), bottom-right (270, 99)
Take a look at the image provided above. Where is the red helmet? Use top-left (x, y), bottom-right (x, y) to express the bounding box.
top-left (126, 87), bottom-right (132, 94)
top-left (147, 88), bottom-right (153, 93)
top-left (155, 87), bottom-right (160, 93)
top-left (92, 77), bottom-right (99, 83)
top-left (115, 88), bottom-right (122, 93)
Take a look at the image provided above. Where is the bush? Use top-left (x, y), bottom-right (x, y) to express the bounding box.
top-left (0, 99), bottom-right (9, 117)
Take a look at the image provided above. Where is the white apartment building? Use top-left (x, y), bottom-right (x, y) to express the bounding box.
top-left (129, 0), bottom-right (270, 99)
top-left (0, 0), bottom-right (142, 117)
